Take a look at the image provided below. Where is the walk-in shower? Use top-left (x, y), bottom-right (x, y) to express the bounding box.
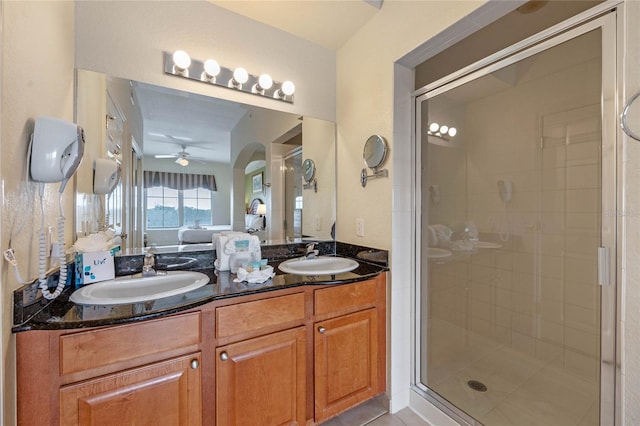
top-left (414, 10), bottom-right (617, 425)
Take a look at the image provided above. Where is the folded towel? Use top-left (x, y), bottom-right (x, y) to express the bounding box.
top-left (233, 265), bottom-right (274, 284)
top-left (426, 225), bottom-right (439, 247)
top-left (432, 224), bottom-right (452, 243)
top-left (224, 235), bottom-right (261, 255)
top-left (215, 233), bottom-right (261, 271)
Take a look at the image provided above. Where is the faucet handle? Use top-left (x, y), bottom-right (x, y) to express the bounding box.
top-left (305, 243), bottom-right (319, 259)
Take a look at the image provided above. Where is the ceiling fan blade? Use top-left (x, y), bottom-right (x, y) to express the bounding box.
top-left (155, 154), bottom-right (178, 158)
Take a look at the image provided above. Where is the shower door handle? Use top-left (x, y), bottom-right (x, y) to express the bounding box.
top-left (598, 247), bottom-right (610, 286)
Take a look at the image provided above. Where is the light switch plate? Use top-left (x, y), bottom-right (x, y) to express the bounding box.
top-left (356, 218), bottom-right (365, 237)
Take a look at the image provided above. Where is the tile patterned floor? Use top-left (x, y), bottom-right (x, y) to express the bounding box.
top-left (320, 397), bottom-right (431, 426)
top-left (367, 408), bottom-right (432, 426)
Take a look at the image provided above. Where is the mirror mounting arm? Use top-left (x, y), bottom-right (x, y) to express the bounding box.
top-left (303, 178), bottom-right (318, 193)
top-left (360, 168), bottom-right (388, 187)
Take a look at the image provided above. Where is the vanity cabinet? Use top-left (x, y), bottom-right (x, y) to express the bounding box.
top-left (313, 279), bottom-right (384, 423)
top-left (314, 309), bottom-right (378, 423)
top-left (16, 273), bottom-right (387, 426)
top-left (16, 311), bottom-right (204, 426)
top-left (214, 292), bottom-right (307, 426)
top-left (59, 352), bottom-right (202, 425)
top-left (216, 327), bottom-right (306, 425)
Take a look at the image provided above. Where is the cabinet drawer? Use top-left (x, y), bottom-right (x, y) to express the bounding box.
top-left (314, 280), bottom-right (376, 316)
top-left (216, 293), bottom-right (305, 339)
top-left (60, 312), bottom-right (201, 376)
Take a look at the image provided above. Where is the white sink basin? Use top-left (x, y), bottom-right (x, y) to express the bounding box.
top-left (427, 248), bottom-right (452, 259)
top-left (278, 256), bottom-right (359, 276)
top-left (70, 271), bottom-right (210, 305)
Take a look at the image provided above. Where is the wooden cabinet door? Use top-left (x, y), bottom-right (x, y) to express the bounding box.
top-left (314, 308), bottom-right (378, 423)
top-left (216, 327), bottom-right (306, 426)
top-left (60, 353), bottom-right (202, 426)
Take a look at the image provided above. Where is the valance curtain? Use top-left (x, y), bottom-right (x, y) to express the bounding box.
top-left (143, 171), bottom-right (217, 191)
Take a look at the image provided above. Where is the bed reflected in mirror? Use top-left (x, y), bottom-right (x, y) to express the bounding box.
top-left (74, 69), bottom-right (336, 254)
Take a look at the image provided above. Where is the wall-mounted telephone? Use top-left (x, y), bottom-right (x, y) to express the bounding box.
top-left (497, 179), bottom-right (513, 203)
top-left (28, 117), bottom-right (85, 299)
top-left (94, 158), bottom-right (121, 194)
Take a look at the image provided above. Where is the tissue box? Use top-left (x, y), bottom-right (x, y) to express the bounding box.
top-left (75, 251), bottom-right (115, 286)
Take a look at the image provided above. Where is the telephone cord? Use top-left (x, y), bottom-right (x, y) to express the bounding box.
top-left (37, 191), bottom-right (65, 300)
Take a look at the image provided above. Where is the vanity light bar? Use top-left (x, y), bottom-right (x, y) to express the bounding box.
top-left (427, 122), bottom-right (457, 141)
top-left (163, 51), bottom-right (295, 104)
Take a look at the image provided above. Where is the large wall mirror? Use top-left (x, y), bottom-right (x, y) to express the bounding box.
top-left (75, 69), bottom-right (336, 253)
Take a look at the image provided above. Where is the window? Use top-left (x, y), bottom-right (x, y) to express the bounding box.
top-left (183, 188), bottom-right (212, 226)
top-left (145, 186), bottom-right (212, 229)
top-left (143, 170), bottom-right (217, 229)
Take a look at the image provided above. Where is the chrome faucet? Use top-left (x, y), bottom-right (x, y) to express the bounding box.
top-left (305, 243), bottom-right (319, 259)
top-left (142, 253), bottom-right (156, 276)
top-left (142, 244), bottom-right (158, 277)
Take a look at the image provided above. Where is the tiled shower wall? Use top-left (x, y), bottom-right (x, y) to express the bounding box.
top-left (427, 29), bottom-right (602, 383)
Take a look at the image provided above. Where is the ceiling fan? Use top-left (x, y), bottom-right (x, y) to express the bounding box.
top-left (154, 145), bottom-right (198, 166)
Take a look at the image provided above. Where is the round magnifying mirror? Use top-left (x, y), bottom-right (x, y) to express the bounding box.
top-left (363, 135), bottom-right (388, 170)
top-left (302, 159), bottom-right (316, 183)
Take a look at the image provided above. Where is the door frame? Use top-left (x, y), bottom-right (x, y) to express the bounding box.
top-left (411, 5), bottom-right (622, 425)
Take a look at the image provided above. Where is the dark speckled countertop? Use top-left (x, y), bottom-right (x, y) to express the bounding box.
top-left (12, 241), bottom-right (388, 332)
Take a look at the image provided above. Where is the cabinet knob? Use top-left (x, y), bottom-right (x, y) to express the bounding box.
top-left (318, 326), bottom-right (326, 334)
top-left (190, 359), bottom-right (199, 369)
top-left (220, 351), bottom-right (229, 361)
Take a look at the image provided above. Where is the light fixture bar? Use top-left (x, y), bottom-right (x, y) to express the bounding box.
top-left (163, 51), bottom-right (294, 104)
top-left (427, 122), bottom-right (457, 142)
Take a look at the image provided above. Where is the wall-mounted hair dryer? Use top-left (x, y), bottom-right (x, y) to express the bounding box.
top-left (30, 116), bottom-right (85, 191)
top-left (94, 158), bottom-right (121, 194)
top-left (27, 116), bottom-right (85, 300)
top-left (497, 179), bottom-right (513, 203)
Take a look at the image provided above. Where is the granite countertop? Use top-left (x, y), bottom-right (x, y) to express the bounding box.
top-left (12, 251), bottom-right (388, 332)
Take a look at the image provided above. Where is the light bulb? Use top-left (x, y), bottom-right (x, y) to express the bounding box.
top-left (429, 122), bottom-right (439, 133)
top-left (172, 50), bottom-right (191, 70)
top-left (203, 59), bottom-right (220, 78)
top-left (448, 127), bottom-right (457, 137)
top-left (281, 81), bottom-right (295, 96)
top-left (233, 67), bottom-right (249, 84)
top-left (258, 74), bottom-right (273, 90)
top-left (440, 125), bottom-right (449, 135)
top-left (176, 157), bottom-right (189, 166)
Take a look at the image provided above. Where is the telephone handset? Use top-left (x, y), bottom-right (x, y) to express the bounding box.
top-left (28, 116), bottom-right (85, 300)
top-left (497, 179), bottom-right (513, 203)
top-left (94, 158), bottom-right (121, 194)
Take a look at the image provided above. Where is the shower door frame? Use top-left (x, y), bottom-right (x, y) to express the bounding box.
top-left (411, 5), bottom-right (622, 425)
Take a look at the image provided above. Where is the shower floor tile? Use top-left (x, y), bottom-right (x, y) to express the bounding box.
top-left (427, 318), bottom-right (599, 426)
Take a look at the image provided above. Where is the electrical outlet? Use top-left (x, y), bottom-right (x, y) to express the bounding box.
top-left (356, 218), bottom-right (365, 237)
top-left (51, 242), bottom-right (62, 260)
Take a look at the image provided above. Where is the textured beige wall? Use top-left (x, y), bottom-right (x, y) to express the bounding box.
top-left (1, 2), bottom-right (76, 424)
top-left (336, 0), bottom-right (483, 250)
top-left (622, 1), bottom-right (640, 423)
top-left (302, 117), bottom-right (336, 239)
top-left (75, 1), bottom-right (336, 123)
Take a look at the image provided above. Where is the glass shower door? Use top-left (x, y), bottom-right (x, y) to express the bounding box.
top-left (415, 15), bottom-right (616, 426)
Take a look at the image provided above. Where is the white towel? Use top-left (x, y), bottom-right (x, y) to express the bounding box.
top-left (215, 233), bottom-right (261, 271)
top-left (233, 266), bottom-right (274, 284)
top-left (426, 225), bottom-right (439, 247)
top-left (214, 234), bottom-right (231, 271)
